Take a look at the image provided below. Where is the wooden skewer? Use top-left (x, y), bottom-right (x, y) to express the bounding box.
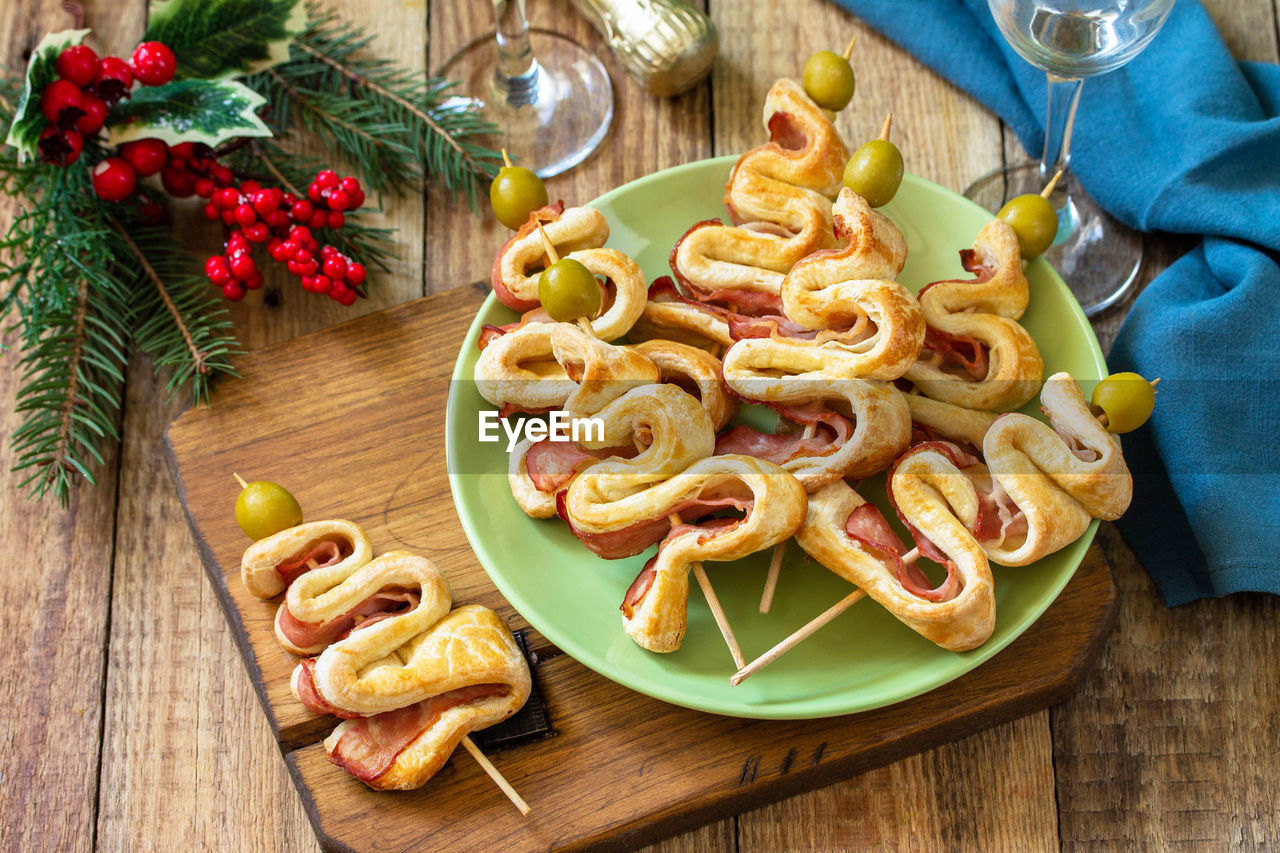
top-left (501, 148), bottom-right (513, 169)
top-left (461, 735), bottom-right (531, 816)
top-left (535, 220), bottom-right (559, 265)
top-left (732, 587), bottom-right (866, 686)
top-left (669, 512), bottom-right (746, 669)
top-left (757, 423), bottom-right (817, 614)
top-left (233, 472), bottom-right (248, 489)
top-left (879, 112), bottom-right (893, 142)
top-left (1041, 168), bottom-right (1065, 198)
top-left (759, 543), bottom-right (786, 614)
top-left (842, 34), bottom-right (857, 61)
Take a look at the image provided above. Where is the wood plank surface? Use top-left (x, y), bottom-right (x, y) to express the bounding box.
top-left (0, 0), bottom-right (1275, 851)
top-left (164, 287), bottom-right (1118, 852)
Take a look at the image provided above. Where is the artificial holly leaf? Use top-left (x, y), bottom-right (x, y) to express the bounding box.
top-left (144, 0), bottom-right (307, 81)
top-left (3, 29), bottom-right (90, 160)
top-left (106, 78), bottom-right (272, 148)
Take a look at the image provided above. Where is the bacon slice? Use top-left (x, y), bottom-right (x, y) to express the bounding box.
top-left (921, 326), bottom-right (989, 381)
top-left (275, 540), bottom-right (345, 587)
top-left (559, 492), bottom-right (751, 559)
top-left (714, 400), bottom-right (852, 464)
top-left (279, 588), bottom-right (421, 651)
top-left (295, 658), bottom-right (363, 720)
top-left (330, 684), bottom-right (511, 784)
top-left (619, 509), bottom-right (752, 614)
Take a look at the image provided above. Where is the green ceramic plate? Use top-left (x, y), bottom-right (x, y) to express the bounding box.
top-left (446, 156), bottom-right (1106, 719)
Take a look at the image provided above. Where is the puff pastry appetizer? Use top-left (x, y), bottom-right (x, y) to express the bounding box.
top-left (903, 219), bottom-right (1044, 411)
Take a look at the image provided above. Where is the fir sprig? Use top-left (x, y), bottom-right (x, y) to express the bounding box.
top-left (246, 5), bottom-right (502, 208)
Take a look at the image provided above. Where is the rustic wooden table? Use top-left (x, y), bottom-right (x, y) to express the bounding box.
top-left (3, 1), bottom-right (1278, 850)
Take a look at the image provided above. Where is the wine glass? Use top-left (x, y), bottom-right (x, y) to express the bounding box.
top-left (438, 0), bottom-right (615, 178)
top-left (965, 0), bottom-right (1175, 316)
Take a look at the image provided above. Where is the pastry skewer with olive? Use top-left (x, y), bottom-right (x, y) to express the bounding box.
top-left (997, 169), bottom-right (1064, 261)
top-left (731, 370), bottom-right (1153, 684)
top-left (234, 486), bottom-right (532, 811)
top-left (490, 149), bottom-right (549, 231)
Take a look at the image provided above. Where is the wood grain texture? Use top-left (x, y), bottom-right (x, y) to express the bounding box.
top-left (93, 2), bottom-right (428, 850)
top-left (0, 3), bottom-right (127, 851)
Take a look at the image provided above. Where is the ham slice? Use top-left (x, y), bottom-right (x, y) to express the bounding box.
top-left (275, 540), bottom-right (346, 587)
top-left (330, 684), bottom-right (511, 784)
top-left (524, 439), bottom-right (636, 493)
top-left (279, 588), bottom-right (421, 651)
top-left (559, 491), bottom-right (751, 560)
top-left (620, 510), bottom-right (751, 614)
top-left (714, 399), bottom-right (852, 464)
top-left (916, 248), bottom-right (998, 380)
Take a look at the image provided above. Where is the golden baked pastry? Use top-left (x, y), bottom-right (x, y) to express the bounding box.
top-left (670, 78), bottom-right (847, 305)
top-left (797, 476), bottom-right (995, 651)
top-left (717, 365), bottom-right (911, 490)
top-left (282, 548), bottom-right (531, 792)
top-left (497, 247), bottom-right (649, 343)
top-left (611, 455), bottom-right (808, 652)
top-left (629, 278), bottom-right (734, 351)
top-left (475, 321), bottom-right (660, 416)
top-left (903, 219), bottom-right (1044, 411)
top-left (507, 383), bottom-right (715, 519)
top-left (721, 189), bottom-right (924, 382)
top-left (490, 202), bottom-right (609, 311)
top-left (241, 519), bottom-right (372, 600)
top-left (633, 338), bottom-right (738, 431)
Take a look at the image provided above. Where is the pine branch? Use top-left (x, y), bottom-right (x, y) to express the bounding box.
top-left (119, 222), bottom-right (241, 403)
top-left (244, 5), bottom-right (502, 208)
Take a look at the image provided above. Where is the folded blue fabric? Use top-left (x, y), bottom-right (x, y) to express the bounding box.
top-left (832, 0), bottom-right (1280, 604)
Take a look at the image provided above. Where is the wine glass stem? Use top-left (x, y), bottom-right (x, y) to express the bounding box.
top-left (1040, 73), bottom-right (1083, 180)
top-left (493, 0), bottom-right (539, 106)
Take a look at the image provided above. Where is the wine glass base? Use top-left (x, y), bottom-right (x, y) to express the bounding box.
top-left (965, 161), bottom-right (1142, 317)
top-left (438, 30), bottom-right (614, 179)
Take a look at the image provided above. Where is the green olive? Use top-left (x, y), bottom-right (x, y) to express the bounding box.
top-left (802, 50), bottom-right (855, 112)
top-left (235, 480), bottom-right (304, 540)
top-left (538, 258), bottom-right (601, 322)
top-left (489, 165), bottom-right (549, 230)
top-left (997, 193), bottom-right (1059, 260)
top-left (1091, 372), bottom-right (1155, 433)
top-left (843, 139), bottom-right (903, 208)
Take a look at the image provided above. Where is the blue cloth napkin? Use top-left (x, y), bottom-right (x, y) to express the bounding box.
top-left (831, 0), bottom-right (1280, 604)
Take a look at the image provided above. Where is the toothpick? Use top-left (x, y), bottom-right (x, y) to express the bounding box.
top-left (460, 735), bottom-right (531, 816)
top-left (305, 558), bottom-right (319, 569)
top-left (1150, 377), bottom-right (1162, 389)
top-left (759, 542), bottom-right (786, 614)
top-left (233, 472), bottom-right (248, 490)
top-left (669, 512), bottom-right (746, 669)
top-left (731, 587), bottom-right (866, 686)
top-left (501, 148), bottom-right (513, 169)
top-left (1097, 411), bottom-right (1110, 429)
top-left (879, 112), bottom-right (893, 142)
top-left (901, 546), bottom-right (919, 564)
top-left (576, 317), bottom-right (595, 336)
top-left (1041, 168), bottom-right (1065, 198)
top-left (842, 35), bottom-right (857, 61)
top-left (535, 220), bottom-right (560, 265)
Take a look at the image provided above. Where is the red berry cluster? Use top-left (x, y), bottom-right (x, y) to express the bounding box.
top-left (201, 171), bottom-right (367, 303)
top-left (38, 41), bottom-right (177, 167)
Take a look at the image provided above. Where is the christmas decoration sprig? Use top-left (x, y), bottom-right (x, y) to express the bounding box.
top-left (0, 0), bottom-right (502, 505)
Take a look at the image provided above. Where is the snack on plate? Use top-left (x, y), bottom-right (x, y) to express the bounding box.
top-left (797, 478), bottom-right (995, 651)
top-left (719, 187), bottom-right (924, 388)
top-left (715, 371), bottom-right (910, 490)
top-left (632, 339), bottom-right (738, 431)
top-left (608, 455), bottom-right (807, 652)
top-left (668, 78), bottom-right (847, 308)
top-left (490, 202), bottom-right (610, 311)
top-left (903, 218), bottom-right (1044, 411)
top-left (243, 524), bottom-right (531, 794)
top-left (628, 277), bottom-right (734, 350)
top-left (475, 321), bottom-right (660, 416)
top-left (508, 383), bottom-right (715, 519)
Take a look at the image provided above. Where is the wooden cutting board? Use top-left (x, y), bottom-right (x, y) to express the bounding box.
top-left (165, 284), bottom-right (1117, 852)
